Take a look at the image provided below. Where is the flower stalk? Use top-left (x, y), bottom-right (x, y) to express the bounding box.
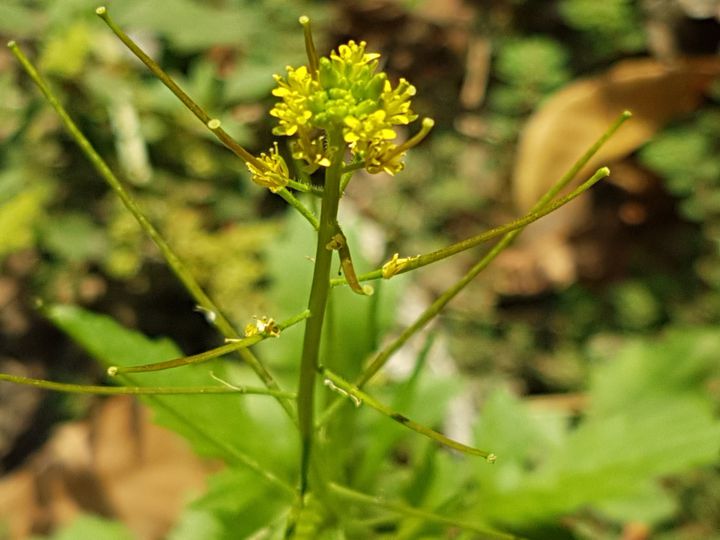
top-left (297, 128), bottom-right (345, 495)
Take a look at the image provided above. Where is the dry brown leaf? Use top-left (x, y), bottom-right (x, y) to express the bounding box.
top-left (513, 56), bottom-right (720, 213)
top-left (0, 396), bottom-right (212, 540)
top-left (495, 56), bottom-right (720, 296)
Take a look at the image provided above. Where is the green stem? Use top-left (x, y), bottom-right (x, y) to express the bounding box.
top-left (299, 15), bottom-right (320, 79)
top-left (96, 7), bottom-right (318, 230)
top-left (536, 111), bottom-right (631, 208)
top-left (8, 40), bottom-right (296, 421)
top-left (297, 129), bottom-right (345, 496)
top-left (322, 114), bottom-right (633, 409)
top-left (319, 367), bottom-right (495, 460)
top-left (327, 483), bottom-right (516, 539)
top-left (277, 188), bottom-right (319, 230)
top-left (341, 160), bottom-right (366, 175)
top-left (95, 8), bottom-right (256, 165)
top-left (108, 310), bottom-right (310, 375)
top-left (0, 373), bottom-right (295, 398)
top-left (285, 178), bottom-right (323, 197)
top-left (320, 113), bottom-right (632, 421)
top-left (331, 167), bottom-right (611, 286)
top-left (318, 168), bottom-right (611, 426)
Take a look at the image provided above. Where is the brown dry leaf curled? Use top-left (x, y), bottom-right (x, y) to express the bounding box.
top-left (513, 56), bottom-right (720, 214)
top-left (495, 56), bottom-right (720, 296)
top-left (0, 397), bottom-right (212, 540)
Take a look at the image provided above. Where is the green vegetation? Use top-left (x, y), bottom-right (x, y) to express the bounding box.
top-left (1, 1), bottom-right (719, 539)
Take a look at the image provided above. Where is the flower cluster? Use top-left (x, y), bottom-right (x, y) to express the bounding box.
top-left (269, 40), bottom-right (420, 175)
top-left (245, 142), bottom-right (289, 193)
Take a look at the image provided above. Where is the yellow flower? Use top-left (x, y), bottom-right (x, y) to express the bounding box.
top-left (381, 78), bottom-right (418, 125)
top-left (344, 110), bottom-right (396, 147)
top-left (365, 140), bottom-right (407, 176)
top-left (291, 133), bottom-right (331, 172)
top-left (331, 40), bottom-right (380, 67)
top-left (245, 142), bottom-right (290, 192)
top-left (270, 65), bottom-right (317, 137)
top-left (268, 36), bottom-right (424, 176)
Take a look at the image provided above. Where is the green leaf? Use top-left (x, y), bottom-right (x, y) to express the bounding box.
top-left (0, 184), bottom-right (51, 260)
top-left (35, 514), bottom-right (133, 540)
top-left (639, 129), bottom-right (712, 194)
top-left (170, 467), bottom-right (289, 540)
top-left (0, 2), bottom-right (42, 37)
top-left (116, 0), bottom-right (259, 52)
top-left (494, 38), bottom-right (570, 93)
top-left (39, 212), bottom-right (107, 263)
top-left (45, 304), bottom-right (297, 490)
top-left (589, 326), bottom-right (720, 415)
top-left (609, 280), bottom-right (662, 331)
top-left (39, 22), bottom-right (92, 78)
top-left (470, 327), bottom-right (720, 530)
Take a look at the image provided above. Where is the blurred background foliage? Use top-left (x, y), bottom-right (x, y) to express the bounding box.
top-left (1, 0), bottom-right (720, 539)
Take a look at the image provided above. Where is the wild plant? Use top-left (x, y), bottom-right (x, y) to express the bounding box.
top-left (1, 6), bottom-right (630, 538)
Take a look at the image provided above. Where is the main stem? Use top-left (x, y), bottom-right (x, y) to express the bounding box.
top-left (297, 129), bottom-right (344, 495)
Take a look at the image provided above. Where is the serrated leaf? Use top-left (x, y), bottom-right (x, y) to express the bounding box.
top-left (45, 304), bottom-right (297, 489)
top-left (470, 328), bottom-right (720, 530)
top-left (170, 467), bottom-right (289, 540)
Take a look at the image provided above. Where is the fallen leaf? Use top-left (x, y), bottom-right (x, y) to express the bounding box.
top-left (513, 56), bottom-right (720, 213)
top-left (0, 396), bottom-right (212, 540)
top-left (498, 56), bottom-right (720, 296)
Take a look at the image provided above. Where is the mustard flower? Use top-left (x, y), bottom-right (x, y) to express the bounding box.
top-left (245, 142), bottom-right (290, 193)
top-left (269, 38), bottom-right (424, 176)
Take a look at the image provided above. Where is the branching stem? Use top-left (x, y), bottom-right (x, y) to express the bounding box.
top-left (95, 7), bottom-right (318, 230)
top-left (328, 483), bottom-right (517, 539)
top-left (0, 373), bottom-right (295, 398)
top-left (7, 40), bottom-right (296, 420)
top-left (319, 366), bottom-right (495, 460)
top-left (108, 310), bottom-right (310, 375)
top-left (319, 111), bottom-right (631, 427)
top-left (331, 167), bottom-right (612, 286)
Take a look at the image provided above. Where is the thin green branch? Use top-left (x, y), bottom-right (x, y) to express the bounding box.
top-left (0, 373), bottom-right (295, 398)
top-left (285, 178), bottom-right (322, 196)
top-left (535, 110), bottom-right (631, 208)
top-left (108, 310), bottom-right (310, 375)
top-left (7, 40), bottom-right (296, 420)
top-left (276, 188), bottom-right (320, 230)
top-left (318, 169), bottom-right (612, 427)
top-left (332, 167), bottom-right (611, 286)
top-left (95, 7), bottom-right (318, 230)
top-left (320, 111), bottom-right (630, 426)
top-left (341, 160), bottom-right (366, 175)
top-left (95, 7), bottom-right (256, 166)
top-left (328, 483), bottom-right (516, 539)
top-left (319, 366), bottom-right (495, 461)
